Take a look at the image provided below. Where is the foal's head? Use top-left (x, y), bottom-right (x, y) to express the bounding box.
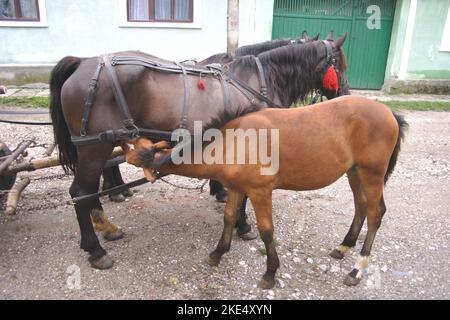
top-left (313, 32), bottom-right (350, 99)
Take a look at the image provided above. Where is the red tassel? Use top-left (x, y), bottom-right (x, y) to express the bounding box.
top-left (198, 79), bottom-right (206, 91)
top-left (323, 65), bottom-right (339, 94)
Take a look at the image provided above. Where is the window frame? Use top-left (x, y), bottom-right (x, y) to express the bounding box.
top-left (119, 0), bottom-right (202, 29)
top-left (440, 5), bottom-right (450, 52)
top-left (0, 0), bottom-right (40, 21)
top-left (127, 0), bottom-right (194, 23)
top-left (0, 0), bottom-right (47, 27)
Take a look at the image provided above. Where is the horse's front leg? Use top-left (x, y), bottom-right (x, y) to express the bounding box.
top-left (207, 190), bottom-right (245, 266)
top-left (70, 145), bottom-right (116, 269)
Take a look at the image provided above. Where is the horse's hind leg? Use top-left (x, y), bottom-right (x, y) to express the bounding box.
top-left (209, 180), bottom-right (228, 202)
top-left (248, 190), bottom-right (280, 290)
top-left (344, 170), bottom-right (386, 286)
top-left (70, 144), bottom-right (116, 269)
top-left (236, 196), bottom-right (258, 241)
top-left (207, 189), bottom-right (244, 267)
top-left (90, 203), bottom-right (124, 242)
top-left (102, 165), bottom-right (132, 203)
top-left (330, 168), bottom-right (367, 259)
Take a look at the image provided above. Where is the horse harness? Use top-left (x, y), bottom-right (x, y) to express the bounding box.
top-left (71, 54), bottom-right (280, 146)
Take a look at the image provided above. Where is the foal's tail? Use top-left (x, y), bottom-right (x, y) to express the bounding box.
top-left (49, 56), bottom-right (82, 174)
top-left (385, 112), bottom-right (409, 184)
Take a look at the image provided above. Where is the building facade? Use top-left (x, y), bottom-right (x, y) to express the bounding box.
top-left (1, 0), bottom-right (449, 93)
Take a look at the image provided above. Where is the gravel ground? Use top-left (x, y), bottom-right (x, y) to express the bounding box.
top-left (0, 107), bottom-right (449, 300)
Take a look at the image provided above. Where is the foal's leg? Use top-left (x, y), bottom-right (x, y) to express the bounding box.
top-left (207, 189), bottom-right (244, 266)
top-left (248, 191), bottom-right (280, 290)
top-left (330, 168), bottom-right (367, 259)
top-left (70, 144), bottom-right (116, 269)
top-left (344, 170), bottom-right (386, 286)
top-left (236, 196), bottom-right (258, 241)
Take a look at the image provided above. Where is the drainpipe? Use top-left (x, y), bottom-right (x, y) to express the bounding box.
top-left (227, 0), bottom-right (239, 53)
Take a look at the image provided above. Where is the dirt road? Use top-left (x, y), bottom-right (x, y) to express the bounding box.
top-left (0, 109), bottom-right (449, 300)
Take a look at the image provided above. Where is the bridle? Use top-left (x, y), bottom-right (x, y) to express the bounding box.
top-left (310, 40), bottom-right (343, 105)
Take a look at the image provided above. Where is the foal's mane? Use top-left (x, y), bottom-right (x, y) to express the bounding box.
top-left (202, 104), bottom-right (263, 133)
top-left (234, 39), bottom-right (293, 57)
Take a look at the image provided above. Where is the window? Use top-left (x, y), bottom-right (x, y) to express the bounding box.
top-left (0, 0), bottom-right (39, 21)
top-left (128, 0), bottom-right (193, 23)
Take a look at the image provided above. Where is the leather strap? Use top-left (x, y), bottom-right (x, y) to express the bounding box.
top-left (81, 60), bottom-right (104, 136)
top-left (175, 62), bottom-right (190, 129)
top-left (71, 127), bottom-right (174, 146)
top-left (102, 55), bottom-right (137, 130)
top-left (254, 57), bottom-right (268, 97)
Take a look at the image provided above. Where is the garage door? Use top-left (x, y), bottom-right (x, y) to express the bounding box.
top-left (272, 0), bottom-right (397, 89)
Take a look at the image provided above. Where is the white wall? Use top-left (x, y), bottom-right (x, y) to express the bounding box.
top-left (0, 0), bottom-right (274, 66)
top-left (239, 0), bottom-right (274, 46)
top-left (0, 0), bottom-right (228, 64)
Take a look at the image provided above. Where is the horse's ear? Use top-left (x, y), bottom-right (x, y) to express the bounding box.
top-left (312, 32), bottom-right (320, 41)
top-left (336, 32), bottom-right (348, 48)
top-left (301, 30), bottom-right (309, 40)
top-left (326, 31), bottom-right (334, 41)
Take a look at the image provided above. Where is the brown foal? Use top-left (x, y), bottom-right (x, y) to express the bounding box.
top-left (123, 96), bottom-right (408, 289)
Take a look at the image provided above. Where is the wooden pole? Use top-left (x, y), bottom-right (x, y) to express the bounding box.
top-left (227, 0), bottom-right (239, 53)
top-left (5, 178), bottom-right (30, 216)
top-left (0, 139), bottom-right (35, 175)
top-left (5, 147), bottom-right (124, 175)
top-left (43, 144), bottom-right (56, 157)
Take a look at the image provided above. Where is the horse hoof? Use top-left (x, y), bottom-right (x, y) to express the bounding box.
top-left (239, 230), bottom-right (258, 241)
top-left (206, 255), bottom-right (220, 267)
top-left (103, 229), bottom-right (124, 242)
top-left (330, 249), bottom-right (345, 260)
top-left (258, 277), bottom-right (276, 290)
top-left (89, 254), bottom-right (114, 270)
top-left (122, 189), bottom-right (134, 198)
top-left (109, 194), bottom-right (126, 203)
top-left (343, 274), bottom-right (361, 287)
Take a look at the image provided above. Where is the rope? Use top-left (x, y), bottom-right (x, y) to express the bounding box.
top-left (0, 110), bottom-right (49, 115)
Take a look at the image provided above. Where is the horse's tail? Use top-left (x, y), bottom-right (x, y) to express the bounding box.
top-left (50, 56), bottom-right (82, 174)
top-left (385, 112), bottom-right (409, 184)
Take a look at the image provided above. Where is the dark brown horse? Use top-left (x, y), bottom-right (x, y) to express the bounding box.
top-left (103, 31), bottom-right (321, 205)
top-left (123, 96), bottom-right (408, 289)
top-left (50, 35), bottom-right (349, 269)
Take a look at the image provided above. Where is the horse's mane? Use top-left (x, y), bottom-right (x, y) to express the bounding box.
top-left (198, 53), bottom-right (234, 66)
top-left (258, 43), bottom-right (319, 105)
top-left (234, 39), bottom-right (292, 57)
top-left (230, 42), bottom-right (320, 106)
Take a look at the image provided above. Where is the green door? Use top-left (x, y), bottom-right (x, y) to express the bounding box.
top-left (272, 0), bottom-right (397, 89)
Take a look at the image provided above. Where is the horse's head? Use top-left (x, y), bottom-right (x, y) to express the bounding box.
top-left (313, 32), bottom-right (350, 99)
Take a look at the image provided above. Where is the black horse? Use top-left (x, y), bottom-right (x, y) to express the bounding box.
top-left (49, 33), bottom-right (349, 269)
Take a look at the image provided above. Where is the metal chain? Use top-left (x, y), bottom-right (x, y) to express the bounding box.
top-left (30, 173), bottom-right (72, 182)
top-left (159, 177), bottom-right (209, 192)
